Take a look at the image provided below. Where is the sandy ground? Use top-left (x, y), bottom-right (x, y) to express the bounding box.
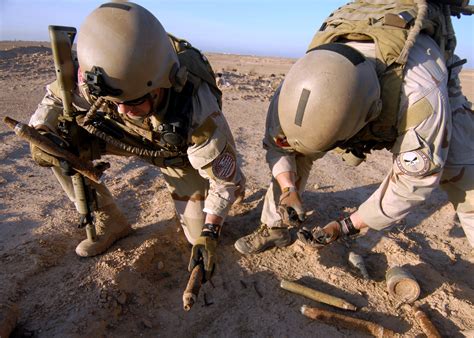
top-left (0, 41), bottom-right (473, 338)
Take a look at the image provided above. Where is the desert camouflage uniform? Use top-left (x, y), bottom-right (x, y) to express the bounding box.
top-left (262, 35), bottom-right (474, 247)
top-left (30, 78), bottom-right (245, 245)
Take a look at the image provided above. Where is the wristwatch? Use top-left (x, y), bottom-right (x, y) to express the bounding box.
top-left (201, 223), bottom-right (221, 240)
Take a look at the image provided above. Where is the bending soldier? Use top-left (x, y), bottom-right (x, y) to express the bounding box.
top-left (29, 2), bottom-right (245, 281)
top-left (235, 0), bottom-right (473, 256)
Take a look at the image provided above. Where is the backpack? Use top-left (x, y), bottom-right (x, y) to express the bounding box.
top-left (168, 33), bottom-right (223, 109)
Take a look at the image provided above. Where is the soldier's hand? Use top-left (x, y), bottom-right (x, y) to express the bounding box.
top-left (30, 131), bottom-right (75, 175)
top-left (297, 217), bottom-right (360, 248)
top-left (30, 131), bottom-right (68, 168)
top-left (188, 223), bottom-right (220, 282)
top-left (278, 187), bottom-right (305, 226)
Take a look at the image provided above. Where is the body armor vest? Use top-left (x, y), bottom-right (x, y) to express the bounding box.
top-left (77, 34), bottom-right (222, 167)
top-left (308, 0), bottom-right (455, 154)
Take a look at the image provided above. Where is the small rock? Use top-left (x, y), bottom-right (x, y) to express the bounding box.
top-left (141, 319), bottom-right (153, 329)
top-left (116, 292), bottom-right (127, 305)
top-left (157, 261), bottom-right (164, 270)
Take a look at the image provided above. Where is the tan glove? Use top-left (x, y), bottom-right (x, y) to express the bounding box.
top-left (278, 187), bottom-right (305, 226)
top-left (188, 223), bottom-right (220, 282)
top-left (30, 131), bottom-right (68, 167)
top-left (297, 217), bottom-right (360, 248)
top-left (30, 144), bottom-right (58, 167)
top-left (30, 131), bottom-right (74, 176)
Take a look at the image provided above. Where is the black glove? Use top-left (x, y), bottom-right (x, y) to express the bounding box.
top-left (297, 217), bottom-right (360, 248)
top-left (278, 187), bottom-right (305, 226)
top-left (188, 223), bottom-right (220, 282)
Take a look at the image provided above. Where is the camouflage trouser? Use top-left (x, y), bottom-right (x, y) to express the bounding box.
top-left (261, 155), bottom-right (316, 228)
top-left (440, 165), bottom-right (474, 246)
top-left (160, 165), bottom-right (208, 244)
top-left (441, 55), bottom-right (474, 247)
top-left (51, 162), bottom-right (209, 245)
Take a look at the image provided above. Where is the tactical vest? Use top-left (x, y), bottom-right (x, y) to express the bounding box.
top-left (308, 0), bottom-right (455, 154)
top-left (77, 34), bottom-right (222, 167)
top-left (168, 34), bottom-right (222, 109)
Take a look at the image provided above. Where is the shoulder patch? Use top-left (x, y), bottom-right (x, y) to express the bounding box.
top-left (212, 151), bottom-right (236, 180)
top-left (396, 150), bottom-right (430, 176)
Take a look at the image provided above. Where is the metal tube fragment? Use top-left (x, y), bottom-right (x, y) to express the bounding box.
top-left (280, 279), bottom-right (357, 311)
top-left (413, 306), bottom-right (441, 338)
top-left (183, 265), bottom-right (203, 311)
top-left (301, 305), bottom-right (397, 338)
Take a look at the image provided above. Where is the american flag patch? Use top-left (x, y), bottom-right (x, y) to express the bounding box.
top-left (212, 151), bottom-right (236, 180)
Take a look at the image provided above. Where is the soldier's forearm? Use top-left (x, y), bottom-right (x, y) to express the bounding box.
top-left (349, 211), bottom-right (368, 230)
top-left (205, 213), bottom-right (223, 226)
top-left (275, 171), bottom-right (297, 190)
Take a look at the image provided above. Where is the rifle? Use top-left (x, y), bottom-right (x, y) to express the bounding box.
top-left (48, 26), bottom-right (98, 240)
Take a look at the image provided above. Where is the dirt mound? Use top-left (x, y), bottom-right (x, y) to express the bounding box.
top-left (0, 46), bottom-right (52, 60)
top-left (0, 43), bottom-right (54, 87)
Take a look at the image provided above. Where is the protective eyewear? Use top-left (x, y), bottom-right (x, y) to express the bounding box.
top-left (116, 93), bottom-right (151, 106)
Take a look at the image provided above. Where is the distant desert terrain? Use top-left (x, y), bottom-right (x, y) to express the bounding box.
top-left (1, 41), bottom-right (473, 337)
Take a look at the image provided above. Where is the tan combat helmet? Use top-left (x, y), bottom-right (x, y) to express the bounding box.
top-left (278, 43), bottom-right (382, 155)
top-left (77, 2), bottom-right (179, 102)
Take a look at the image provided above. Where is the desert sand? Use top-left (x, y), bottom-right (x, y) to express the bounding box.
top-left (0, 41), bottom-right (473, 337)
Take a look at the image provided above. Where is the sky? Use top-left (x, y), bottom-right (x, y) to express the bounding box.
top-left (1, 0), bottom-right (473, 68)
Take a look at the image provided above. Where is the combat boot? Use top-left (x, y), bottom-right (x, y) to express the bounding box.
top-left (75, 203), bottom-right (132, 257)
top-left (234, 224), bottom-right (291, 254)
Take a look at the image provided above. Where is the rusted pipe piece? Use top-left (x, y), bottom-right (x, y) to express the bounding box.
top-left (183, 265), bottom-right (203, 311)
top-left (301, 305), bottom-right (397, 338)
top-left (413, 306), bottom-right (441, 338)
top-left (280, 279), bottom-right (357, 311)
top-left (4, 116), bottom-right (103, 183)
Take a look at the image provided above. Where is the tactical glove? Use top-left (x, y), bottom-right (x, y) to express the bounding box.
top-left (188, 223), bottom-right (220, 282)
top-left (278, 187), bottom-right (305, 226)
top-left (297, 217), bottom-right (360, 248)
top-left (30, 131), bottom-right (68, 168)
